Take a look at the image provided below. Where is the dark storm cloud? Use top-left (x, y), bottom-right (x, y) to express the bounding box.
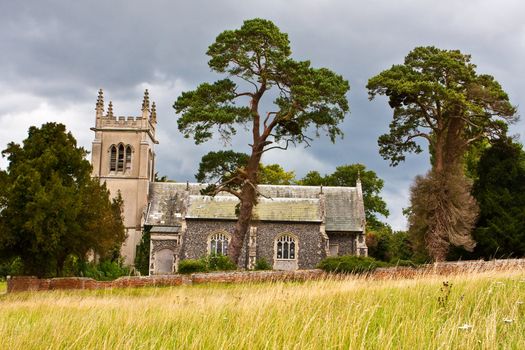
top-left (1, 0), bottom-right (524, 229)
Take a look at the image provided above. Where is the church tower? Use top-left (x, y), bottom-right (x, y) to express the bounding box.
top-left (90, 89), bottom-right (158, 265)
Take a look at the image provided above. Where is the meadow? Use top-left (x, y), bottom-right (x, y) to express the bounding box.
top-left (0, 271), bottom-right (524, 349)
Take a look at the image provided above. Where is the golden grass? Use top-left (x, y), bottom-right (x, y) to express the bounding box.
top-left (1, 270), bottom-right (524, 349)
top-left (0, 281), bottom-right (5, 294)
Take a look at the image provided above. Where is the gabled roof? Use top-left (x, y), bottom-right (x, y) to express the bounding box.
top-left (187, 195), bottom-right (321, 222)
top-left (145, 182), bottom-right (365, 232)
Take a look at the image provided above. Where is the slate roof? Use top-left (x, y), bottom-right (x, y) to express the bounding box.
top-left (145, 182), bottom-right (365, 232)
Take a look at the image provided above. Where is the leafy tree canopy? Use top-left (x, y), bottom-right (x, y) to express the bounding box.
top-left (368, 46), bottom-right (517, 261)
top-left (174, 18), bottom-right (350, 264)
top-left (367, 46), bottom-right (517, 169)
top-left (0, 123), bottom-right (125, 277)
top-left (299, 164), bottom-right (389, 229)
top-left (258, 163), bottom-right (295, 185)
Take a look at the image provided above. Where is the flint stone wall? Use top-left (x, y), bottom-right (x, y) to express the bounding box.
top-left (254, 221), bottom-right (325, 269)
top-left (182, 220), bottom-right (325, 269)
top-left (327, 232), bottom-right (356, 256)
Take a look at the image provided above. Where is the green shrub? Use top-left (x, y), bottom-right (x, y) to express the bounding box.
top-left (80, 259), bottom-right (131, 281)
top-left (178, 255), bottom-right (237, 274)
top-left (204, 254), bottom-right (237, 271)
top-left (178, 259), bottom-right (208, 274)
top-left (134, 228), bottom-right (151, 276)
top-left (0, 257), bottom-right (24, 279)
top-left (254, 258), bottom-right (272, 271)
top-left (317, 255), bottom-right (388, 274)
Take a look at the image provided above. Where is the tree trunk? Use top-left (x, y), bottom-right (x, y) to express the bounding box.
top-left (228, 150), bottom-right (262, 266)
top-left (426, 117), bottom-right (476, 262)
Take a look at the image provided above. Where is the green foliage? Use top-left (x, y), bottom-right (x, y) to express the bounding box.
top-left (471, 137), bottom-right (525, 258)
top-left (81, 260), bottom-right (131, 281)
top-left (175, 18), bottom-right (349, 147)
top-left (0, 257), bottom-right (24, 279)
top-left (0, 123), bottom-right (126, 277)
top-left (258, 164), bottom-right (295, 185)
top-left (317, 255), bottom-right (388, 274)
top-left (59, 254), bottom-right (130, 281)
top-left (299, 164), bottom-right (389, 228)
top-left (367, 46), bottom-right (516, 167)
top-left (196, 150), bottom-right (296, 189)
top-left (202, 254), bottom-right (237, 271)
top-left (178, 254), bottom-right (237, 274)
top-left (195, 150), bottom-right (249, 196)
top-left (134, 228), bottom-right (151, 276)
top-left (366, 224), bottom-right (414, 263)
top-left (253, 258), bottom-right (272, 271)
top-left (178, 259), bottom-right (208, 274)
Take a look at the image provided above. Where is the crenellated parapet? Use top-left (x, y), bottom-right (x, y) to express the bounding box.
top-left (92, 89), bottom-right (157, 142)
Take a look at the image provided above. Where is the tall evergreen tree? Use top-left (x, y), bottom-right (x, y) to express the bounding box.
top-left (0, 123), bottom-right (125, 277)
top-left (175, 19), bottom-right (350, 264)
top-left (367, 46), bottom-right (517, 261)
top-left (471, 137), bottom-right (525, 258)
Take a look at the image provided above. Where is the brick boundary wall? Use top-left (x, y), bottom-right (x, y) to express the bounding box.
top-left (6, 258), bottom-right (525, 293)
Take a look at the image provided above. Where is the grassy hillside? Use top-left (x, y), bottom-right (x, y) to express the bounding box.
top-left (1, 271), bottom-right (524, 349)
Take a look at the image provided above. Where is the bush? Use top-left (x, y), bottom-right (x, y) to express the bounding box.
top-left (178, 259), bottom-right (208, 274)
top-left (80, 259), bottom-right (131, 281)
top-left (204, 254), bottom-right (237, 271)
top-left (0, 257), bottom-right (24, 280)
top-left (178, 254), bottom-right (237, 274)
top-left (317, 255), bottom-right (388, 274)
top-left (254, 258), bottom-right (272, 271)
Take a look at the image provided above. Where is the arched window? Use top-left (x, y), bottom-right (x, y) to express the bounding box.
top-left (117, 144), bottom-right (125, 172)
top-left (276, 235), bottom-right (297, 260)
top-left (109, 146), bottom-right (117, 171)
top-left (125, 146), bottom-right (132, 171)
top-left (209, 232), bottom-right (230, 255)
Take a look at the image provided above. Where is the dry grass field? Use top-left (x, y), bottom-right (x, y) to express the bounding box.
top-left (1, 270), bottom-right (524, 349)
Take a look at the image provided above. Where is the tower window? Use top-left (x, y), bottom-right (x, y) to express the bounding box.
top-left (110, 146), bottom-right (117, 171)
top-left (110, 144), bottom-right (132, 173)
top-left (117, 144), bottom-right (125, 172)
top-left (125, 146), bottom-right (132, 171)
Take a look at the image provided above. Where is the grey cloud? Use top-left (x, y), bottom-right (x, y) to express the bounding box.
top-left (1, 0), bottom-right (524, 230)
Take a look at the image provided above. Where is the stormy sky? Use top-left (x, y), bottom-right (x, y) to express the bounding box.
top-left (1, 0), bottom-right (524, 230)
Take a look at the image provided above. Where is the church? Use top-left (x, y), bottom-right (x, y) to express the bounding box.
top-left (90, 90), bottom-right (368, 275)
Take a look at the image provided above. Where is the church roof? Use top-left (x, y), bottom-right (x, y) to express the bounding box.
top-left (145, 183), bottom-right (365, 232)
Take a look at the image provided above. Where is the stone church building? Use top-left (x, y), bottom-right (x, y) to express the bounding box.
top-left (90, 90), bottom-right (368, 275)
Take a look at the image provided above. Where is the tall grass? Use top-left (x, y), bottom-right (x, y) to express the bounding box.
top-left (1, 270), bottom-right (524, 349)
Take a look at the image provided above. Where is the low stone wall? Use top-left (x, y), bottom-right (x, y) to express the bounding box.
top-left (6, 270), bottom-right (324, 293)
top-left (6, 259), bottom-right (525, 293)
top-left (372, 258), bottom-right (525, 279)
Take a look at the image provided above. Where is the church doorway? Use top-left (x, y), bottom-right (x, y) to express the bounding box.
top-left (154, 248), bottom-right (174, 274)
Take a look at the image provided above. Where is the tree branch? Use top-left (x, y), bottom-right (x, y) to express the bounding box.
top-left (404, 132), bottom-right (432, 144)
